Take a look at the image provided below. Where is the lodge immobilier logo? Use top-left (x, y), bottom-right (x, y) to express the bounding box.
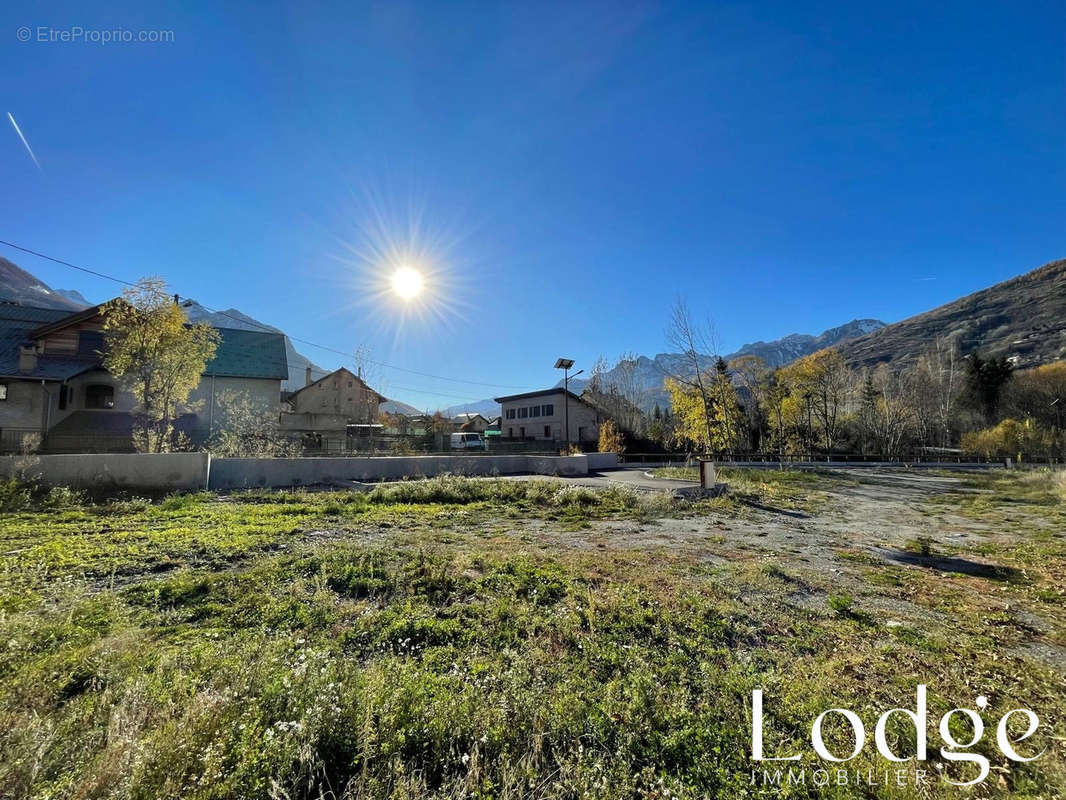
top-left (750, 686), bottom-right (1046, 788)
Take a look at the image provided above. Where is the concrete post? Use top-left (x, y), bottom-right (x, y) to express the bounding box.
top-left (699, 459), bottom-right (716, 489)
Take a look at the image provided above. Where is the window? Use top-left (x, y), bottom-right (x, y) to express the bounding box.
top-left (520, 427), bottom-right (525, 438)
top-left (508, 427), bottom-right (513, 437)
top-left (518, 407), bottom-right (528, 418)
top-left (542, 403), bottom-right (554, 416)
top-left (505, 408), bottom-right (516, 420)
top-left (0, 383), bottom-right (6, 401)
top-left (77, 331), bottom-right (105, 358)
top-left (529, 405), bottom-right (539, 417)
top-left (58, 385), bottom-right (69, 410)
top-left (85, 384), bottom-right (114, 409)
top-left (544, 425), bottom-right (551, 438)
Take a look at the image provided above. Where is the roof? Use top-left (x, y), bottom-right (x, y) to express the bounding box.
top-left (288, 366), bottom-right (387, 403)
top-left (29, 303), bottom-right (107, 338)
top-left (493, 388), bottom-right (586, 404)
top-left (205, 328), bottom-right (289, 380)
top-left (1, 303), bottom-right (287, 382)
top-left (0, 303), bottom-right (74, 325)
top-left (0, 304), bottom-right (98, 380)
top-left (452, 412), bottom-right (488, 422)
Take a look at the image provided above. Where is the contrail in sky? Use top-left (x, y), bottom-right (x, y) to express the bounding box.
top-left (7, 112), bottom-right (41, 170)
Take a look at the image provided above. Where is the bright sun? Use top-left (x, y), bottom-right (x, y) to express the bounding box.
top-left (390, 266), bottom-right (424, 300)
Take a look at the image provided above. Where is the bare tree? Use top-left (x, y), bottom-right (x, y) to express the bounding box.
top-left (351, 344), bottom-right (385, 425)
top-left (664, 299), bottom-right (717, 450)
top-left (586, 352), bottom-right (647, 435)
top-left (869, 366), bottom-right (916, 458)
top-left (913, 337), bottom-right (963, 449)
top-left (209, 390), bottom-right (300, 457)
top-left (729, 354), bottom-right (772, 450)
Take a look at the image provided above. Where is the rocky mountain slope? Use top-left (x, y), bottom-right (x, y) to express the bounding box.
top-left (838, 258), bottom-right (1066, 369)
top-left (0, 256), bottom-right (90, 310)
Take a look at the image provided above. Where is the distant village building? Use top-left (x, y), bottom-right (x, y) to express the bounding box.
top-left (451, 412), bottom-right (491, 433)
top-left (0, 301), bottom-right (288, 453)
top-left (493, 388), bottom-right (601, 443)
top-left (279, 366), bottom-right (385, 442)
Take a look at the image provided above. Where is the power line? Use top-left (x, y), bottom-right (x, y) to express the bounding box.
top-left (0, 238), bottom-right (531, 394)
top-left (0, 240), bottom-right (138, 288)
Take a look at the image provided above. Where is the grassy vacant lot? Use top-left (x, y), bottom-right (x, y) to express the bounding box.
top-left (0, 470), bottom-right (1063, 799)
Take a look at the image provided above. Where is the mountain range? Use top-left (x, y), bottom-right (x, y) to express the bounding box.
top-left (441, 318), bottom-right (887, 417)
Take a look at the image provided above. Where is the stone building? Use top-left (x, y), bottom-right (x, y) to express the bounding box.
top-left (280, 366), bottom-right (386, 440)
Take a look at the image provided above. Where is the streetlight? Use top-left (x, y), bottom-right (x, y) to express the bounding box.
top-left (554, 358), bottom-right (583, 451)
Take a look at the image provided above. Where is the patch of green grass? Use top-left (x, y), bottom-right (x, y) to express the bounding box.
top-left (0, 474), bottom-right (1063, 798)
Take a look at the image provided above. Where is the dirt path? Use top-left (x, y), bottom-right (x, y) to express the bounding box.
top-left (510, 469), bottom-right (1064, 671)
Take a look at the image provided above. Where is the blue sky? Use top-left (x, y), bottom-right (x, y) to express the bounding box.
top-left (2, 1), bottom-right (1062, 410)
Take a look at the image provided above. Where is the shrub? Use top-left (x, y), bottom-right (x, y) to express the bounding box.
top-left (961, 418), bottom-right (1056, 460)
top-left (39, 486), bottom-right (85, 510)
top-left (598, 419), bottom-right (625, 454)
top-left (0, 478), bottom-right (32, 512)
top-left (105, 496), bottom-right (152, 513)
top-left (159, 491), bottom-right (213, 511)
top-left (904, 535), bottom-right (934, 556)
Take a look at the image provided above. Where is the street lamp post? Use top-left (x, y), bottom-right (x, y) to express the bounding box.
top-left (554, 358), bottom-right (582, 451)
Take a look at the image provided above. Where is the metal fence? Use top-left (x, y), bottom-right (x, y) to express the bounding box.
top-left (0, 428), bottom-right (42, 455)
top-left (619, 451), bottom-right (1064, 466)
top-left (287, 436), bottom-right (564, 457)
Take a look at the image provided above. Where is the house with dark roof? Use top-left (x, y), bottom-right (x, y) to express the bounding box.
top-left (0, 300), bottom-right (288, 452)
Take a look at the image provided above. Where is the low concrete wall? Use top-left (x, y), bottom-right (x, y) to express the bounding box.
top-left (586, 452), bottom-right (619, 470)
top-left (0, 452), bottom-right (598, 492)
top-left (209, 454), bottom-right (589, 490)
top-left (0, 453), bottom-right (209, 491)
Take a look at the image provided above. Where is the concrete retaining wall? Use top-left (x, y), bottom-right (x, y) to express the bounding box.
top-left (207, 454), bottom-right (589, 490)
top-left (586, 452), bottom-right (619, 470)
top-left (0, 452), bottom-right (608, 492)
top-left (0, 453), bottom-right (209, 491)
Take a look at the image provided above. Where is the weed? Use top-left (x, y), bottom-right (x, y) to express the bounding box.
top-left (827, 592), bottom-right (855, 616)
top-left (0, 477), bottom-right (32, 511)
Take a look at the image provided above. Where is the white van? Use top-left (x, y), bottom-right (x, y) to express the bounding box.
top-left (450, 432), bottom-right (488, 451)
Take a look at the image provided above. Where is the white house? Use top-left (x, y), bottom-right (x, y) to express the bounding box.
top-left (493, 388), bottom-right (601, 443)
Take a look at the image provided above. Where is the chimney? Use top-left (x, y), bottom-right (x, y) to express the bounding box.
top-left (305, 365), bottom-right (313, 386)
top-left (18, 344), bottom-right (38, 373)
